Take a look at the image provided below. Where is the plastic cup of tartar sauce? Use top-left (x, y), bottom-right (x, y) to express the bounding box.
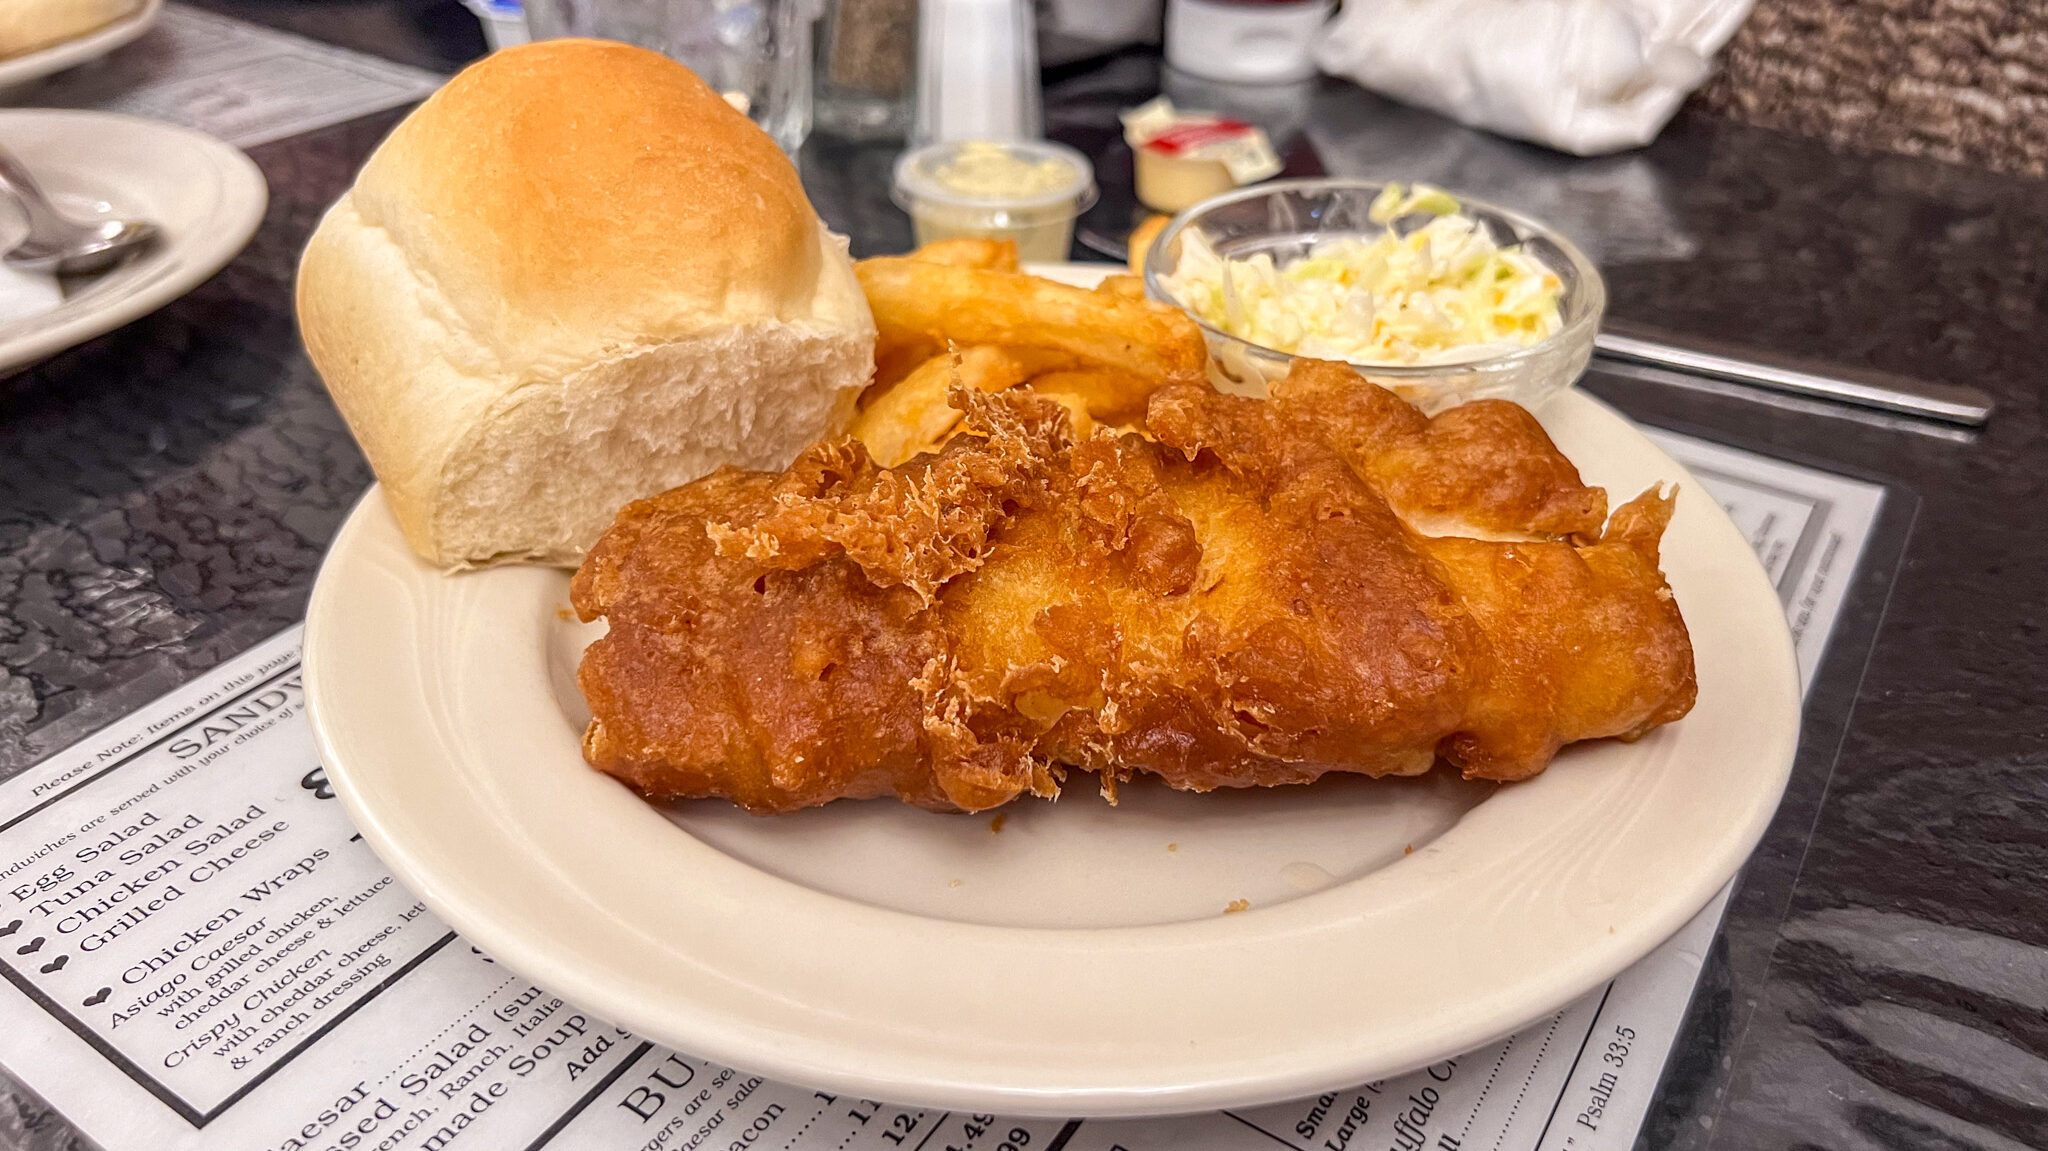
top-left (891, 140), bottom-right (1097, 263)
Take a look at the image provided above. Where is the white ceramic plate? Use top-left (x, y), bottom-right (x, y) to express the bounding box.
top-left (304, 266), bottom-right (1800, 1117)
top-left (0, 109), bottom-right (267, 375)
top-left (0, 0), bottom-right (161, 90)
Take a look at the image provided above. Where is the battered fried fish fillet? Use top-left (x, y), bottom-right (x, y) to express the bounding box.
top-left (571, 360), bottom-right (1696, 814)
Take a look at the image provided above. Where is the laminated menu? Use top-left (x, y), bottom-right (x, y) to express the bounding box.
top-left (0, 429), bottom-right (1884, 1151)
top-left (30, 3), bottom-right (443, 149)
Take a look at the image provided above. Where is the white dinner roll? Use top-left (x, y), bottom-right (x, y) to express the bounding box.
top-left (0, 0), bottom-right (142, 57)
top-left (297, 39), bottom-right (876, 568)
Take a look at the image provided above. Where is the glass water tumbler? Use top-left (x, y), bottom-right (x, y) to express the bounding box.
top-left (525, 0), bottom-right (816, 155)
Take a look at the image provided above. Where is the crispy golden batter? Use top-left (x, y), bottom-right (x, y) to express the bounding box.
top-left (572, 361), bottom-right (1695, 813)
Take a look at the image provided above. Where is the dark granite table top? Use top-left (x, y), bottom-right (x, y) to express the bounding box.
top-left (3, 10), bottom-right (2046, 1151)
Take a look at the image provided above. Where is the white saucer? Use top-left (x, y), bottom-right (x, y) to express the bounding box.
top-left (304, 267), bottom-right (1801, 1117)
top-left (0, 109), bottom-right (266, 375)
top-left (0, 0), bottom-right (161, 90)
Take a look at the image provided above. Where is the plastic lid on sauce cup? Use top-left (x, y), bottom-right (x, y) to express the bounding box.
top-left (891, 139), bottom-right (1099, 221)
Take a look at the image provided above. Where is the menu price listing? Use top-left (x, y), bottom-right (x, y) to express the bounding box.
top-left (540, 1051), bottom-right (1074, 1151)
top-left (0, 429), bottom-right (1885, 1151)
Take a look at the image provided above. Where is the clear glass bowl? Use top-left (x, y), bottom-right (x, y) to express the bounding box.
top-left (1141, 178), bottom-right (1605, 414)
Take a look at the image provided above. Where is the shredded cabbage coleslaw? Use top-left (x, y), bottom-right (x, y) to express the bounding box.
top-left (1159, 184), bottom-right (1567, 367)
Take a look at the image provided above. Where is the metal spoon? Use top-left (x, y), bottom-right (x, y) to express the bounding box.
top-left (0, 143), bottom-right (157, 277)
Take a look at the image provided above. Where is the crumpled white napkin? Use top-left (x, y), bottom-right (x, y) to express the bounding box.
top-left (1314, 0), bottom-right (1755, 155)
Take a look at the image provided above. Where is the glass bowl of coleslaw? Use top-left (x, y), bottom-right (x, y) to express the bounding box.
top-left (1142, 178), bottom-right (1604, 413)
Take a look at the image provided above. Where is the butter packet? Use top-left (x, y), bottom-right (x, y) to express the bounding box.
top-left (1121, 96), bottom-right (1283, 212)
